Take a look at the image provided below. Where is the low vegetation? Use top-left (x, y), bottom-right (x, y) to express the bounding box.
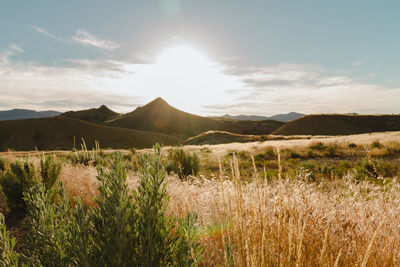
top-left (165, 148), bottom-right (200, 179)
top-left (0, 146), bottom-right (202, 266)
top-left (0, 138), bottom-right (400, 266)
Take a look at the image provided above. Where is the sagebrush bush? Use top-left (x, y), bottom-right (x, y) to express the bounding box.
top-left (166, 148), bottom-right (200, 179)
top-left (40, 155), bottom-right (62, 191)
top-left (1, 145), bottom-right (203, 266)
top-left (0, 213), bottom-right (21, 266)
top-left (0, 161), bottom-right (37, 211)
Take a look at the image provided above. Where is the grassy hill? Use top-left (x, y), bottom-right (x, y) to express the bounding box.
top-left (60, 105), bottom-right (119, 123)
top-left (106, 97), bottom-right (284, 138)
top-left (0, 117), bottom-right (182, 151)
top-left (272, 114), bottom-right (400, 135)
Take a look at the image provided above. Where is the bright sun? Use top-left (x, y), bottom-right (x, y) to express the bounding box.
top-left (119, 45), bottom-right (242, 114)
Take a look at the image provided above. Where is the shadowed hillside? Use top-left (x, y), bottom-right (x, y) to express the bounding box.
top-left (60, 105), bottom-right (119, 123)
top-left (106, 97), bottom-right (284, 138)
top-left (0, 109), bottom-right (61, 120)
top-left (0, 117), bottom-right (182, 151)
top-left (272, 114), bottom-right (400, 135)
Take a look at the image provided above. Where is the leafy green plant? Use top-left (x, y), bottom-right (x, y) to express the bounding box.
top-left (24, 182), bottom-right (74, 266)
top-left (174, 212), bottom-right (203, 266)
top-left (19, 146), bottom-right (203, 266)
top-left (136, 144), bottom-right (177, 265)
top-left (165, 148), bottom-right (200, 179)
top-left (0, 161), bottom-right (37, 211)
top-left (0, 213), bottom-right (22, 267)
top-left (89, 152), bottom-right (139, 266)
top-left (0, 158), bottom-right (6, 173)
top-left (40, 155), bottom-right (62, 191)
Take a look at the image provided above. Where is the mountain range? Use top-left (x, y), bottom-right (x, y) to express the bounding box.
top-left (0, 98), bottom-right (399, 150)
top-left (222, 112), bottom-right (305, 122)
top-left (0, 109), bottom-right (61, 120)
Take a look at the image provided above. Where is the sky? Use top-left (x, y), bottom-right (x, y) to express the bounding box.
top-left (1, 0), bottom-right (400, 116)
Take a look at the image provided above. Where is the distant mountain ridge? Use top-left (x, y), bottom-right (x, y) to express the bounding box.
top-left (60, 105), bottom-right (119, 123)
top-left (0, 109), bottom-right (61, 120)
top-left (222, 112), bottom-right (305, 122)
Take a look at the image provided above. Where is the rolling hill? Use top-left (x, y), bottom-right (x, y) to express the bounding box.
top-left (59, 105), bottom-right (119, 123)
top-left (0, 117), bottom-right (182, 151)
top-left (106, 97), bottom-right (284, 138)
top-left (272, 114), bottom-right (400, 135)
top-left (0, 109), bottom-right (61, 120)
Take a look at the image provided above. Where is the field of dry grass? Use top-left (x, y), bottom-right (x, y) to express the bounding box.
top-left (1, 131), bottom-right (400, 266)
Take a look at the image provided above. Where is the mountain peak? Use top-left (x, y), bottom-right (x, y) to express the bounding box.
top-left (151, 97), bottom-right (167, 104)
top-left (98, 105), bottom-right (110, 111)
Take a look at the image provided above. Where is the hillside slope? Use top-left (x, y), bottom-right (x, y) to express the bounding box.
top-left (0, 117), bottom-right (182, 151)
top-left (272, 114), bottom-right (400, 135)
top-left (0, 109), bottom-right (60, 120)
top-left (106, 97), bottom-right (284, 138)
top-left (60, 105), bottom-right (119, 123)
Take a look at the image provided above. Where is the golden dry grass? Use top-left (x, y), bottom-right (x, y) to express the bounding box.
top-left (54, 157), bottom-right (400, 266)
top-left (2, 132), bottom-right (400, 266)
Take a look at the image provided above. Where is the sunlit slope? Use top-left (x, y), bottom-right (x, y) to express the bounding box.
top-left (272, 114), bottom-right (400, 135)
top-left (0, 117), bottom-right (182, 151)
top-left (106, 97), bottom-right (284, 138)
top-left (59, 105), bottom-right (119, 123)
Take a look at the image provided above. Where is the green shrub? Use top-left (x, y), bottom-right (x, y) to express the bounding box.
top-left (0, 158), bottom-right (6, 173)
top-left (0, 161), bottom-right (37, 211)
top-left (281, 149), bottom-right (301, 159)
top-left (166, 148), bottom-right (200, 179)
top-left (254, 148), bottom-right (276, 162)
top-left (40, 155), bottom-right (62, 191)
top-left (24, 182), bottom-right (74, 266)
top-left (348, 143), bottom-right (357, 148)
top-left (19, 145), bottom-right (203, 266)
top-left (323, 144), bottom-right (340, 157)
top-left (0, 213), bottom-right (22, 267)
top-left (89, 152), bottom-right (139, 266)
top-left (174, 212), bottom-right (203, 266)
top-left (309, 141), bottom-right (325, 151)
top-left (371, 140), bottom-right (382, 149)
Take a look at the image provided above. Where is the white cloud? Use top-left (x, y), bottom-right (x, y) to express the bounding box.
top-left (0, 45), bottom-right (399, 116)
top-left (28, 25), bottom-right (65, 41)
top-left (72, 30), bottom-right (119, 50)
top-left (204, 63), bottom-right (400, 115)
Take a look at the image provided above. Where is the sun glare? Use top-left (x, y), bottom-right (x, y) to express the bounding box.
top-left (155, 46), bottom-right (211, 69)
top-left (123, 45), bottom-right (241, 114)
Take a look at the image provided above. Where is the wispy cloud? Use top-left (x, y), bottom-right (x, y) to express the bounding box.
top-left (1, 45), bottom-right (399, 116)
top-left (72, 30), bottom-right (119, 50)
top-left (204, 63), bottom-right (400, 115)
top-left (0, 44), bottom-right (25, 63)
top-left (28, 25), bottom-right (65, 41)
